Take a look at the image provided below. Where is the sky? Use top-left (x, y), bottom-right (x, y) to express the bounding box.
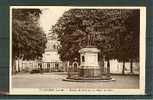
top-left (39, 8), bottom-right (69, 35)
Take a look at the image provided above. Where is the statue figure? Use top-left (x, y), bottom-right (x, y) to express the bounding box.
top-left (87, 33), bottom-right (95, 47)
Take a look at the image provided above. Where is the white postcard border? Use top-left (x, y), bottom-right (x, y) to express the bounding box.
top-left (9, 6), bottom-right (146, 95)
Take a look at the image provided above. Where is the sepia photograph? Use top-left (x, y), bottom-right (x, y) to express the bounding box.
top-left (10, 6), bottom-right (146, 95)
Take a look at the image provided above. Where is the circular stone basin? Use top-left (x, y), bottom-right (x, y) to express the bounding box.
top-left (63, 76), bottom-right (115, 82)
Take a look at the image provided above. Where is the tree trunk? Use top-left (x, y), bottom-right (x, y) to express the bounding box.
top-left (12, 58), bottom-right (16, 74)
top-left (107, 59), bottom-right (111, 77)
top-left (101, 59), bottom-right (104, 74)
top-left (40, 63), bottom-right (43, 73)
top-left (122, 61), bottom-right (125, 75)
top-left (18, 58), bottom-right (20, 72)
top-left (130, 59), bottom-right (133, 74)
top-left (99, 56), bottom-right (104, 75)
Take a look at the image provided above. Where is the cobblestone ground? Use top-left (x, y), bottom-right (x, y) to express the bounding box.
top-left (12, 72), bottom-right (139, 89)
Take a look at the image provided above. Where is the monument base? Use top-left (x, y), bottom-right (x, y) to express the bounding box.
top-left (64, 47), bottom-right (114, 82)
top-left (78, 68), bottom-right (101, 78)
top-left (65, 68), bottom-right (113, 81)
top-left (63, 76), bottom-right (115, 82)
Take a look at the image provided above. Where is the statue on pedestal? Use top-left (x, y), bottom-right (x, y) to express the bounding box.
top-left (87, 33), bottom-right (96, 47)
top-left (64, 32), bottom-right (114, 81)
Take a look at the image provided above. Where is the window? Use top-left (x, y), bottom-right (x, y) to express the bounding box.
top-left (82, 56), bottom-right (85, 62)
top-left (53, 44), bottom-right (56, 50)
top-left (47, 63), bottom-right (50, 68)
top-left (55, 63), bottom-right (59, 68)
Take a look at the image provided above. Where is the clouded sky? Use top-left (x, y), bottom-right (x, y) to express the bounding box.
top-left (39, 8), bottom-right (69, 35)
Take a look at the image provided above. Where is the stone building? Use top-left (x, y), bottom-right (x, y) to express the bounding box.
top-left (13, 34), bottom-right (68, 73)
top-left (41, 34), bottom-right (63, 72)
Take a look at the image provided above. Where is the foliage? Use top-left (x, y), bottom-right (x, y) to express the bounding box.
top-left (12, 9), bottom-right (47, 60)
top-left (52, 9), bottom-right (139, 62)
top-left (117, 10), bottom-right (140, 62)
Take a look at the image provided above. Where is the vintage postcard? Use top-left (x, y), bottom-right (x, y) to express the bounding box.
top-left (9, 6), bottom-right (146, 95)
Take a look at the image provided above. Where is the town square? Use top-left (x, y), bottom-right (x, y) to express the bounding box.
top-left (10, 6), bottom-right (145, 95)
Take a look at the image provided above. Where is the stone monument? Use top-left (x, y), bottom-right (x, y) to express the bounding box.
top-left (78, 47), bottom-right (101, 79)
top-left (64, 33), bottom-right (114, 81)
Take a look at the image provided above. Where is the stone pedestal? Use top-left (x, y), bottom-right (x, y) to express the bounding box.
top-left (65, 47), bottom-right (114, 81)
top-left (78, 47), bottom-right (102, 79)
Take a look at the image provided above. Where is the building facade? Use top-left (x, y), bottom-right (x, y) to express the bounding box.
top-left (13, 34), bottom-right (68, 73)
top-left (41, 34), bottom-right (64, 72)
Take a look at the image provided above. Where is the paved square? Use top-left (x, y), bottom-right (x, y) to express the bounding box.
top-left (12, 72), bottom-right (139, 89)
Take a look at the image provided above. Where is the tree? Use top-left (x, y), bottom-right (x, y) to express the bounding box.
top-left (116, 10), bottom-right (140, 74)
top-left (12, 9), bottom-right (47, 73)
top-left (52, 9), bottom-right (139, 73)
